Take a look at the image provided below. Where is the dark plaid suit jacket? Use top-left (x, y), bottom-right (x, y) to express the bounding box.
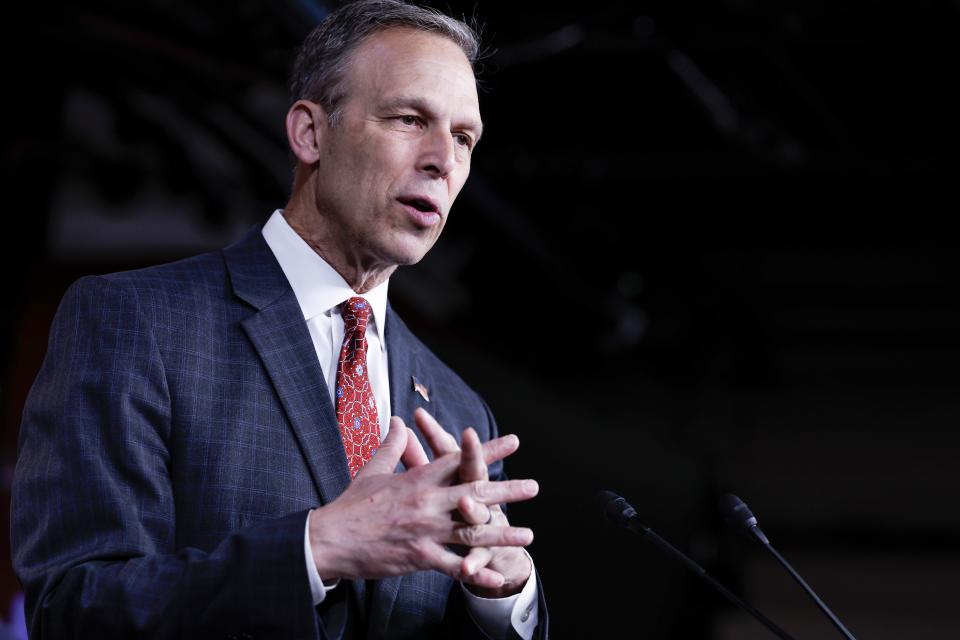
top-left (11, 227), bottom-right (548, 639)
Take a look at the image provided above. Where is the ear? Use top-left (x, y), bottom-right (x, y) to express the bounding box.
top-left (286, 99), bottom-right (327, 165)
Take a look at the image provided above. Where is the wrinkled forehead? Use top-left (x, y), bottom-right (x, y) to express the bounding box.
top-left (343, 29), bottom-right (480, 121)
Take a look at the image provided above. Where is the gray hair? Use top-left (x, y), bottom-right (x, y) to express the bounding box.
top-left (289, 0), bottom-right (481, 124)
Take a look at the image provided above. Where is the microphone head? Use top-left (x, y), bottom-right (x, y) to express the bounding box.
top-left (597, 490), bottom-right (639, 529)
top-left (719, 493), bottom-right (759, 530)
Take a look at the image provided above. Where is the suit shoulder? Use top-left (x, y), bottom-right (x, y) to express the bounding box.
top-left (62, 250), bottom-right (230, 314)
top-left (100, 250), bottom-right (227, 295)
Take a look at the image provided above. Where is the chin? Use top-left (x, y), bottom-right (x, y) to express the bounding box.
top-left (383, 236), bottom-right (440, 267)
top-left (393, 249), bottom-right (431, 267)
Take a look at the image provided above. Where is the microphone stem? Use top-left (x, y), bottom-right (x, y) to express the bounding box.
top-left (756, 536), bottom-right (857, 640)
top-left (633, 525), bottom-right (797, 640)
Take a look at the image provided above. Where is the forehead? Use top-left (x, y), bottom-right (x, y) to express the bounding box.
top-left (341, 28), bottom-right (481, 120)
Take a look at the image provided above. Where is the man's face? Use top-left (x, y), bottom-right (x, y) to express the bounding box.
top-left (309, 28), bottom-right (482, 273)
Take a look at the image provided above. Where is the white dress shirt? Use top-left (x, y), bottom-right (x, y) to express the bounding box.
top-left (261, 210), bottom-right (538, 639)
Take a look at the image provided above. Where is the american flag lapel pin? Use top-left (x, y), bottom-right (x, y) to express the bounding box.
top-left (411, 376), bottom-right (430, 402)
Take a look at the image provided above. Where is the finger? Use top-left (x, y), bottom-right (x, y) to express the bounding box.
top-left (481, 433), bottom-right (519, 467)
top-left (428, 541), bottom-right (503, 588)
top-left (457, 494), bottom-right (491, 526)
top-left (413, 435), bottom-right (524, 485)
top-left (461, 566), bottom-right (506, 590)
top-left (487, 503), bottom-right (509, 525)
top-left (447, 523), bottom-right (534, 548)
top-left (357, 419), bottom-right (407, 475)
top-left (446, 479), bottom-right (539, 510)
top-left (459, 428), bottom-right (486, 484)
top-left (461, 546), bottom-right (493, 577)
top-left (401, 425), bottom-right (430, 468)
top-left (414, 407), bottom-right (460, 456)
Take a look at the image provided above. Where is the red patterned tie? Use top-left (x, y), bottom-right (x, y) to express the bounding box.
top-left (335, 297), bottom-right (381, 478)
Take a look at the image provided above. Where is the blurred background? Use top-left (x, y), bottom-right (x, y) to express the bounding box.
top-left (2, 0), bottom-right (959, 637)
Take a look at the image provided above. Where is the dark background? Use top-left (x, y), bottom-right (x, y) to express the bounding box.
top-left (3, 1), bottom-right (960, 637)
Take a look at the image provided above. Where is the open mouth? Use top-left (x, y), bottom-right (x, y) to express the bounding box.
top-left (399, 197), bottom-right (438, 214)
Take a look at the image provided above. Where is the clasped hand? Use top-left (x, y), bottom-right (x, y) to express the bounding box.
top-left (308, 408), bottom-right (537, 596)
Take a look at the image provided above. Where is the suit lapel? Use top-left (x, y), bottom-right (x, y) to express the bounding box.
top-left (224, 227), bottom-right (351, 507)
top-left (241, 296), bottom-right (352, 506)
top-left (386, 308), bottom-right (426, 436)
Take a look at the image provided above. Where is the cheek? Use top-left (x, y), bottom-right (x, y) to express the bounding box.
top-left (336, 130), bottom-right (386, 181)
top-left (365, 149), bottom-right (410, 199)
top-left (448, 167), bottom-right (471, 202)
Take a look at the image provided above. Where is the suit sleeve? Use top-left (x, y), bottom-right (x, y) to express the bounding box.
top-left (11, 276), bottom-right (320, 639)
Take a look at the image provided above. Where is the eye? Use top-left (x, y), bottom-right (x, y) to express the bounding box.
top-left (453, 133), bottom-right (473, 150)
top-left (399, 115), bottom-right (420, 126)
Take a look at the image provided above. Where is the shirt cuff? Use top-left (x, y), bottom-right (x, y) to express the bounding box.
top-left (304, 509), bottom-right (341, 605)
top-left (461, 550), bottom-right (539, 640)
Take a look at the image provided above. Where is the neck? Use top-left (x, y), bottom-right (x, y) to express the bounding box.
top-left (282, 196), bottom-right (395, 294)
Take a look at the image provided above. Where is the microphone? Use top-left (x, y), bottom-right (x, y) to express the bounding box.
top-left (720, 494), bottom-right (858, 640)
top-left (598, 491), bottom-right (796, 640)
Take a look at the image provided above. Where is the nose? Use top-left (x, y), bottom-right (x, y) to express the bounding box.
top-left (418, 127), bottom-right (456, 179)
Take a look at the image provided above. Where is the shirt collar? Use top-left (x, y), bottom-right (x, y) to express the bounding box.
top-left (261, 209), bottom-right (390, 346)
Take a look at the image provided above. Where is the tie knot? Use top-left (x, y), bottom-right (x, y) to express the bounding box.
top-left (341, 297), bottom-right (372, 334)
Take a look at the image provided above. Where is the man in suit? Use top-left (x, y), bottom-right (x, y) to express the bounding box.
top-left (11, 1), bottom-right (547, 638)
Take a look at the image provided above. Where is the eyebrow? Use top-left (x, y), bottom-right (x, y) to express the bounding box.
top-left (383, 94), bottom-right (484, 142)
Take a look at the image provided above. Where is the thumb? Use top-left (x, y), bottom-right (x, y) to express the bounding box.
top-left (356, 419), bottom-right (408, 476)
